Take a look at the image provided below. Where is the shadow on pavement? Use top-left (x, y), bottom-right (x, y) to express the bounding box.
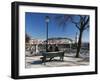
top-left (31, 61), bottom-right (42, 64)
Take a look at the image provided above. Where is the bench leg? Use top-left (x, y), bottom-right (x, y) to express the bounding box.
top-left (41, 57), bottom-right (46, 65)
top-left (60, 57), bottom-right (64, 61)
top-left (49, 57), bottom-right (54, 61)
top-left (62, 57), bottom-right (64, 61)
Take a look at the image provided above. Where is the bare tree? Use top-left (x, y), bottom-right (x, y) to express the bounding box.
top-left (55, 15), bottom-right (89, 57)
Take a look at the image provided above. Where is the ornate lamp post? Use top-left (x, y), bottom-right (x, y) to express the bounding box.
top-left (45, 16), bottom-right (50, 52)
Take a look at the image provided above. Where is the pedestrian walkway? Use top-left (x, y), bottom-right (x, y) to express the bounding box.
top-left (25, 53), bottom-right (89, 68)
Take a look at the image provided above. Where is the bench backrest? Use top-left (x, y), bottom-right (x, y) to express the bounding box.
top-left (42, 51), bottom-right (64, 58)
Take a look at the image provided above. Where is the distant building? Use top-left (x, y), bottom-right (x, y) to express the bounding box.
top-left (43, 37), bottom-right (74, 45)
top-left (27, 37), bottom-right (74, 45)
top-left (29, 39), bottom-right (44, 45)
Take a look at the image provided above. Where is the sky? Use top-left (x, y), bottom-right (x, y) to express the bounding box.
top-left (25, 12), bottom-right (89, 42)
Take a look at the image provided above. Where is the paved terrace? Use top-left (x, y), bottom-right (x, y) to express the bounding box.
top-left (25, 51), bottom-right (89, 68)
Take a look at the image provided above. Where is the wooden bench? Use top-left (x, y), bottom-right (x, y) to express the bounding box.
top-left (40, 51), bottom-right (64, 64)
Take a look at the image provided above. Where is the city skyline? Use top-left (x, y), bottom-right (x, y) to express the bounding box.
top-left (25, 12), bottom-right (89, 42)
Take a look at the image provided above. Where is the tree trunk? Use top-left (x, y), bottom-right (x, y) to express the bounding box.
top-left (76, 29), bottom-right (83, 58)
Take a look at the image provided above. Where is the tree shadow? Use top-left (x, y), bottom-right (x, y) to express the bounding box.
top-left (31, 60), bottom-right (42, 64)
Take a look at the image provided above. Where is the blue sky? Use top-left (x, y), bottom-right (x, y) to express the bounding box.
top-left (25, 12), bottom-right (89, 42)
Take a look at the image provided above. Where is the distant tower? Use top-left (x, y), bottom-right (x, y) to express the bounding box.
top-left (75, 32), bottom-right (78, 46)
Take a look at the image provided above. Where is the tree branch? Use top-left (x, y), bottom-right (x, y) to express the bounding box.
top-left (83, 25), bottom-right (89, 30)
top-left (71, 21), bottom-right (80, 30)
top-left (83, 16), bottom-right (89, 27)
